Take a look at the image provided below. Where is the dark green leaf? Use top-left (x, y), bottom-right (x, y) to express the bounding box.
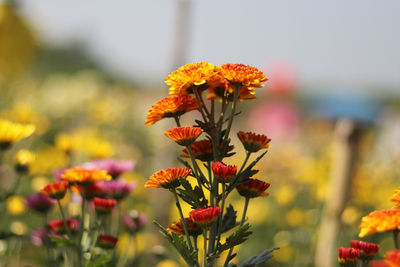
top-left (221, 205), bottom-right (237, 233)
top-left (217, 223), bottom-right (252, 254)
top-left (177, 178), bottom-right (207, 209)
top-left (240, 248), bottom-right (279, 267)
top-left (49, 235), bottom-right (76, 248)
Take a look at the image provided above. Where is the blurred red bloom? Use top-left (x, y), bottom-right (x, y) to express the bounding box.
top-left (236, 179), bottom-right (270, 198)
top-left (93, 197), bottom-right (117, 214)
top-left (41, 180), bottom-right (69, 200)
top-left (47, 218), bottom-right (79, 234)
top-left (97, 235), bottom-right (118, 249)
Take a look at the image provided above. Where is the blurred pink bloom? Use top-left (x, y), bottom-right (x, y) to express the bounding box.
top-left (83, 158), bottom-right (135, 179)
top-left (26, 193), bottom-right (56, 213)
top-left (98, 179), bottom-right (137, 200)
top-left (123, 210), bottom-right (147, 233)
top-left (31, 228), bottom-right (47, 246)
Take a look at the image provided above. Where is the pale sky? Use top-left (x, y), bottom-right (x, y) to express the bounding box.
top-left (21, 0), bottom-right (400, 93)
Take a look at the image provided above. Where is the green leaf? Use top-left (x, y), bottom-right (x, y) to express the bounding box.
top-left (217, 223), bottom-right (252, 254)
top-left (221, 205), bottom-right (237, 233)
top-left (240, 248), bottom-right (279, 267)
top-left (177, 177), bottom-right (207, 209)
top-left (49, 235), bottom-right (76, 248)
top-left (85, 253), bottom-right (111, 267)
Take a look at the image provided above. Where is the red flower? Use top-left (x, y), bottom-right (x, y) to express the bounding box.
top-left (72, 183), bottom-right (105, 200)
top-left (93, 197), bottom-right (117, 214)
top-left (350, 240), bottom-right (379, 256)
top-left (97, 234), bottom-right (118, 249)
top-left (212, 161), bottom-right (237, 183)
top-left (145, 168), bottom-right (191, 189)
top-left (189, 206), bottom-right (221, 227)
top-left (236, 179), bottom-right (270, 198)
top-left (47, 218), bottom-right (79, 234)
top-left (41, 181), bottom-right (69, 200)
top-left (338, 247), bottom-right (360, 265)
top-left (237, 131), bottom-right (271, 153)
top-left (167, 217), bottom-right (202, 236)
top-left (165, 126), bottom-right (203, 146)
top-left (181, 140), bottom-right (234, 162)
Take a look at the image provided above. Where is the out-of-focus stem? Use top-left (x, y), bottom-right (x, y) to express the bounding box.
top-left (172, 188), bottom-right (193, 250)
top-left (202, 229), bottom-right (208, 267)
top-left (57, 200), bottom-right (73, 239)
top-left (216, 184), bottom-right (226, 246)
top-left (394, 230), bottom-right (399, 249)
top-left (174, 116), bottom-right (181, 127)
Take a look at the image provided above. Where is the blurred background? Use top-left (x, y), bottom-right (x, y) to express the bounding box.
top-left (0, 0), bottom-right (399, 266)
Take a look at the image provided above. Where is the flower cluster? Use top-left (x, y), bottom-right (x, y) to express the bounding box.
top-left (145, 62), bottom-right (274, 266)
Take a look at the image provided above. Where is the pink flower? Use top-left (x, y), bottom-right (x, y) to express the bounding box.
top-left (98, 179), bottom-right (137, 200)
top-left (26, 193), bottom-right (56, 213)
top-left (123, 210), bottom-right (147, 233)
top-left (83, 158), bottom-right (135, 179)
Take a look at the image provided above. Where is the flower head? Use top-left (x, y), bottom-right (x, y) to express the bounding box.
top-left (350, 240), bottom-right (379, 260)
top-left (212, 161), bottom-right (237, 183)
top-left (391, 189), bottom-right (400, 209)
top-left (145, 95), bottom-right (199, 125)
top-left (165, 126), bottom-right (203, 146)
top-left (123, 210), bottom-right (148, 233)
top-left (338, 247), bottom-right (360, 266)
top-left (145, 168), bottom-right (191, 189)
top-left (220, 63), bottom-right (267, 90)
top-left (0, 119), bottom-right (35, 149)
top-left (72, 183), bottom-right (105, 200)
top-left (384, 250), bottom-right (400, 267)
top-left (236, 178), bottom-right (270, 198)
top-left (237, 131), bottom-right (271, 153)
top-left (99, 179), bottom-right (136, 200)
top-left (61, 167), bottom-right (111, 185)
top-left (41, 180), bottom-right (69, 200)
top-left (97, 235), bottom-right (118, 249)
top-left (47, 218), bottom-right (79, 234)
top-left (181, 140), bottom-right (234, 162)
top-left (14, 149), bottom-right (35, 173)
top-left (359, 209), bottom-right (400, 238)
top-left (167, 217), bottom-right (202, 236)
top-left (82, 158), bottom-right (135, 179)
top-left (93, 197), bottom-right (117, 214)
top-left (189, 206), bottom-right (221, 227)
top-left (25, 193), bottom-right (55, 213)
top-left (31, 228), bottom-right (48, 247)
top-left (166, 62), bottom-right (223, 95)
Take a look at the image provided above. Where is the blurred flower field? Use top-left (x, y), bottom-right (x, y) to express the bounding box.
top-left (1, 2), bottom-right (400, 267)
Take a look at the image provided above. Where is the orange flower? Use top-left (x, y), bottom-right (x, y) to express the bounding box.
top-left (237, 131), bottom-right (271, 153)
top-left (93, 197), bottom-right (117, 214)
top-left (350, 240), bottom-right (379, 257)
top-left (166, 62), bottom-right (223, 95)
top-left (167, 217), bottom-right (202, 236)
top-left (236, 179), bottom-right (270, 198)
top-left (71, 183), bottom-right (105, 200)
top-left (220, 63), bottom-right (267, 90)
top-left (189, 206), bottom-right (221, 227)
top-left (359, 209), bottom-right (400, 238)
top-left (144, 168), bottom-right (192, 189)
top-left (145, 95), bottom-right (199, 125)
top-left (391, 189), bottom-right (400, 209)
top-left (41, 180), bottom-right (69, 200)
top-left (212, 161), bottom-right (237, 183)
top-left (206, 82), bottom-right (257, 102)
top-left (165, 126), bottom-right (203, 146)
top-left (181, 140), bottom-right (234, 162)
top-left (384, 250), bottom-right (400, 267)
top-left (61, 168), bottom-right (111, 185)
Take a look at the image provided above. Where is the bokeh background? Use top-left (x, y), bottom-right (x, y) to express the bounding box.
top-left (1, 0), bottom-right (400, 266)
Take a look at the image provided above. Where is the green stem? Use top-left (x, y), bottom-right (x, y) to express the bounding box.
top-left (194, 88), bottom-right (208, 122)
top-left (223, 198), bottom-right (250, 267)
top-left (186, 146), bottom-right (206, 198)
top-left (174, 116), bottom-right (181, 127)
top-left (394, 230), bottom-right (399, 249)
top-left (77, 188), bottom-right (86, 267)
top-left (57, 200), bottom-right (73, 239)
top-left (202, 229), bottom-right (208, 267)
top-left (223, 84), bottom-right (240, 141)
top-left (216, 184), bottom-right (226, 246)
top-left (172, 188), bottom-right (193, 250)
top-left (238, 151), bottom-right (251, 174)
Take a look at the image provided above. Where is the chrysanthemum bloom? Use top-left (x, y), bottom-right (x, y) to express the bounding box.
top-left (0, 119), bottom-right (35, 149)
top-left (219, 63), bottom-right (268, 92)
top-left (359, 209), bottom-right (400, 238)
top-left (167, 217), bottom-right (202, 236)
top-left (61, 167), bottom-right (111, 185)
top-left (237, 131), bottom-right (271, 153)
top-left (25, 193), bottom-right (55, 213)
top-left (41, 180), bottom-right (69, 200)
top-left (350, 240), bottom-right (379, 262)
top-left (72, 183), bottom-right (105, 200)
top-left (236, 179), bottom-right (270, 198)
top-left (98, 179), bottom-right (137, 200)
top-left (145, 95), bottom-right (199, 126)
top-left (145, 168), bottom-right (191, 189)
top-left (47, 218), bottom-right (79, 235)
top-left (166, 62), bottom-right (224, 95)
top-left (212, 161), bottom-right (237, 183)
top-left (82, 158), bottom-right (135, 179)
top-left (189, 206), bottom-right (221, 227)
top-left (207, 85), bottom-right (257, 102)
top-left (371, 250), bottom-right (400, 267)
top-left (93, 197), bottom-right (117, 214)
top-left (123, 210), bottom-right (148, 233)
top-left (181, 140), bottom-right (234, 162)
top-left (14, 149), bottom-right (35, 173)
top-left (97, 235), bottom-right (118, 249)
top-left (165, 126), bottom-right (203, 146)
top-left (338, 247), bottom-right (360, 267)
top-left (391, 189), bottom-right (400, 209)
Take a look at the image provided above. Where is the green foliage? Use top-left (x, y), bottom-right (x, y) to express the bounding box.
top-left (49, 235), bottom-right (76, 248)
top-left (221, 205), bottom-right (238, 233)
top-left (240, 248), bottom-right (279, 267)
top-left (85, 253), bottom-right (111, 267)
top-left (153, 221), bottom-right (198, 267)
top-left (217, 223), bottom-right (252, 254)
top-left (177, 177), bottom-right (208, 209)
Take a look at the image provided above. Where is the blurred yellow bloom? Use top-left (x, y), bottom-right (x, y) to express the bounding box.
top-left (115, 232), bottom-right (146, 257)
top-left (55, 133), bottom-right (80, 154)
top-left (156, 260), bottom-right (180, 267)
top-left (0, 119), bottom-right (35, 148)
top-left (14, 149), bottom-right (35, 166)
top-left (85, 137), bottom-right (114, 158)
top-left (341, 206), bottom-right (361, 225)
top-left (273, 245), bottom-right (294, 263)
top-left (10, 221), bottom-right (27, 235)
top-left (6, 196), bottom-right (26, 215)
top-left (30, 147), bottom-right (69, 175)
top-left (286, 208), bottom-right (305, 227)
top-left (0, 3), bottom-right (37, 82)
top-left (274, 185), bottom-right (296, 206)
top-left (31, 176), bottom-right (50, 191)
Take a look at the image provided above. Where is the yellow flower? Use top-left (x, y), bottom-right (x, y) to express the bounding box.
top-left (359, 209), bottom-right (400, 238)
top-left (55, 133), bottom-right (80, 154)
top-left (220, 63), bottom-right (267, 89)
top-left (0, 119), bottom-right (35, 149)
top-left (14, 149), bottom-right (35, 167)
top-left (6, 196), bottom-right (26, 215)
top-left (391, 189), bottom-right (400, 209)
top-left (61, 167), bottom-right (111, 185)
top-left (145, 168), bottom-right (191, 189)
